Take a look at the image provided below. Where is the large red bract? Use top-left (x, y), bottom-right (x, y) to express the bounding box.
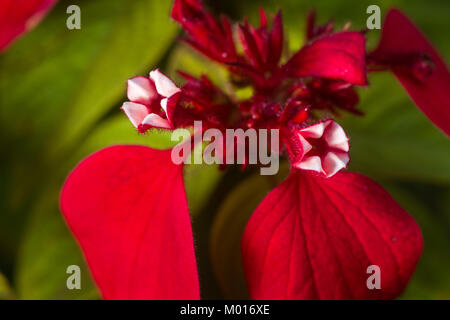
top-left (61, 146), bottom-right (200, 299)
top-left (242, 172), bottom-right (423, 299)
top-left (371, 9), bottom-right (450, 136)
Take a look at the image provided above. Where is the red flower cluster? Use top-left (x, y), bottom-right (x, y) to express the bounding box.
top-left (60, 0), bottom-right (450, 299)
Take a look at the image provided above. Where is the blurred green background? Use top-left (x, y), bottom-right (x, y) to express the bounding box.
top-left (0, 0), bottom-right (449, 299)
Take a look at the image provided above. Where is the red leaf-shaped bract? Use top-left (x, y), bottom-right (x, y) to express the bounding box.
top-left (285, 31), bottom-right (367, 85)
top-left (60, 146), bottom-right (200, 299)
top-left (242, 172), bottom-right (422, 299)
top-left (0, 0), bottom-right (56, 51)
top-left (371, 9), bottom-right (450, 136)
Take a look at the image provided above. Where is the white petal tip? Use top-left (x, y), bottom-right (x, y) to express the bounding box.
top-left (149, 69), bottom-right (181, 98)
top-left (122, 102), bottom-right (150, 129)
top-left (295, 156), bottom-right (323, 173)
top-left (142, 113), bottom-right (171, 129)
top-left (299, 122), bottom-right (325, 138)
top-left (323, 152), bottom-right (349, 178)
top-left (127, 76), bottom-right (157, 105)
top-left (324, 120), bottom-right (349, 151)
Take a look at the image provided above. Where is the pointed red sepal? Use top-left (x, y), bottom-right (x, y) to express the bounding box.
top-left (171, 0), bottom-right (237, 64)
top-left (242, 171), bottom-right (422, 299)
top-left (0, 0), bottom-right (56, 51)
top-left (238, 23), bottom-right (264, 71)
top-left (269, 11), bottom-right (283, 69)
top-left (60, 146), bottom-right (200, 299)
top-left (285, 31), bottom-right (368, 85)
top-left (370, 9), bottom-right (450, 136)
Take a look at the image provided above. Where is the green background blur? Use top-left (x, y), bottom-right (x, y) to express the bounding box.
top-left (0, 0), bottom-right (449, 299)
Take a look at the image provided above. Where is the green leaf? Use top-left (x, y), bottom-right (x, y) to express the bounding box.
top-left (440, 189), bottom-right (450, 228)
top-left (16, 184), bottom-right (99, 300)
top-left (210, 175), bottom-right (268, 299)
top-left (50, 0), bottom-right (179, 158)
top-left (0, 273), bottom-right (14, 300)
top-left (0, 0), bottom-right (178, 158)
top-left (210, 166), bottom-right (288, 299)
top-left (0, 0), bottom-right (178, 259)
top-left (66, 116), bottom-right (176, 166)
top-left (184, 163), bottom-right (223, 217)
top-left (167, 44), bottom-right (231, 94)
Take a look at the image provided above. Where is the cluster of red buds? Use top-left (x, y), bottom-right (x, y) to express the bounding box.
top-left (122, 0), bottom-right (447, 177)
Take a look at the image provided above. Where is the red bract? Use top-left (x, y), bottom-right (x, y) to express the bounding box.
top-left (285, 31), bottom-right (367, 86)
top-left (0, 0), bottom-right (56, 51)
top-left (58, 0), bottom-right (446, 300)
top-left (61, 146), bottom-right (199, 299)
top-left (242, 172), bottom-right (422, 299)
top-left (369, 9), bottom-right (450, 136)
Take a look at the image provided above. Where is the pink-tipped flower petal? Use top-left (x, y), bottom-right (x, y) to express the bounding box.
top-left (121, 102), bottom-right (150, 129)
top-left (293, 120), bottom-right (350, 177)
top-left (323, 120), bottom-right (350, 152)
top-left (127, 76), bottom-right (158, 105)
top-left (297, 133), bottom-right (313, 154)
top-left (296, 155), bottom-right (322, 172)
top-left (299, 122), bottom-right (326, 138)
top-left (322, 151), bottom-right (349, 177)
top-left (141, 113), bottom-right (171, 129)
top-left (149, 69), bottom-right (181, 98)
